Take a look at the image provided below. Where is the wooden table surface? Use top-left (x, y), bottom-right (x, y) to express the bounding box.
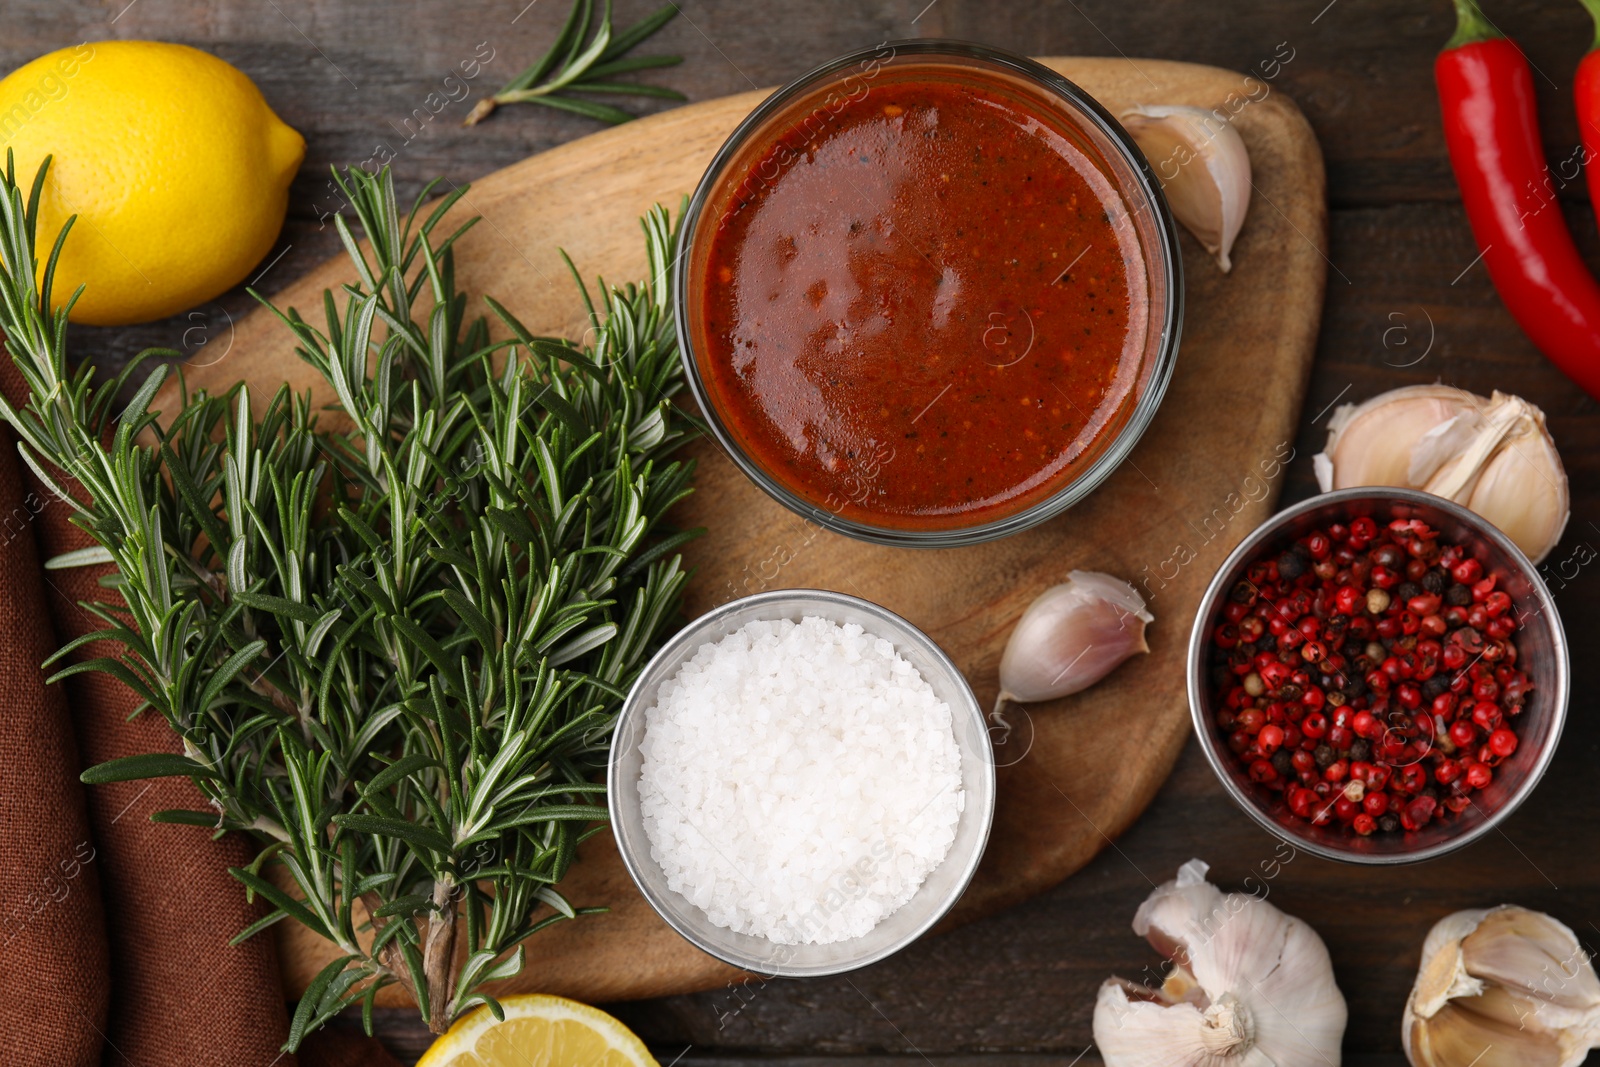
top-left (10, 1), bottom-right (1599, 1064)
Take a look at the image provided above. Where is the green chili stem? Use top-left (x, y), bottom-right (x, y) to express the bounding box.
top-left (1580, 0), bottom-right (1600, 52)
top-left (1445, 0), bottom-right (1505, 50)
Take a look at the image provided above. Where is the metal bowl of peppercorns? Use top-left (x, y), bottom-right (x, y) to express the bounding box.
top-left (1187, 487), bottom-right (1569, 864)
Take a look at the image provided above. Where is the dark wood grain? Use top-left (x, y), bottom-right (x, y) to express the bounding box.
top-left (6, 0), bottom-right (1599, 1064)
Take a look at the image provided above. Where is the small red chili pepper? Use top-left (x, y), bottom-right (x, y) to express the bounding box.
top-left (1437, 0), bottom-right (1600, 399)
top-left (1576, 0), bottom-right (1600, 215)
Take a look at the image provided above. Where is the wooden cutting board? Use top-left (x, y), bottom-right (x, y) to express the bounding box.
top-left (174, 56), bottom-right (1325, 1004)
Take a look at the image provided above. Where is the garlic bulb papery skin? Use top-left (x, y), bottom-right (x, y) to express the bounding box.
top-left (1313, 384), bottom-right (1570, 563)
top-left (1093, 859), bottom-right (1347, 1067)
top-left (1121, 105), bottom-right (1252, 272)
top-left (1403, 906), bottom-right (1600, 1067)
top-left (997, 570), bottom-right (1152, 704)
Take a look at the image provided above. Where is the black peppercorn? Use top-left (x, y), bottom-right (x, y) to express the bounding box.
top-left (1230, 580), bottom-right (1256, 603)
top-left (1397, 581), bottom-right (1423, 603)
top-left (1314, 744), bottom-right (1335, 768)
top-left (1272, 748), bottom-right (1295, 777)
top-left (1276, 552), bottom-right (1306, 580)
top-left (1422, 568), bottom-right (1447, 593)
top-left (1349, 739), bottom-right (1372, 762)
top-left (1446, 583), bottom-right (1473, 607)
top-left (1378, 813), bottom-right (1401, 833)
top-left (1343, 676), bottom-right (1368, 700)
top-left (1422, 675), bottom-right (1451, 699)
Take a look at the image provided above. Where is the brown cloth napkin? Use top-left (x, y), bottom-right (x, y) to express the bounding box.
top-left (0, 422), bottom-right (109, 1064)
top-left (0, 362), bottom-right (403, 1066)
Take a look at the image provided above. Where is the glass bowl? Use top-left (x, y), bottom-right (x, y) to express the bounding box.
top-left (607, 589), bottom-right (996, 976)
top-left (1187, 488), bottom-right (1570, 864)
top-left (673, 40), bottom-right (1183, 548)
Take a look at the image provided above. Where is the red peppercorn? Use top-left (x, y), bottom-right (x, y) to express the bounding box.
top-left (1465, 761), bottom-right (1493, 789)
top-left (1449, 719), bottom-right (1478, 748)
top-left (1301, 712), bottom-right (1328, 739)
top-left (1258, 725), bottom-right (1285, 753)
top-left (1488, 728), bottom-right (1518, 758)
top-left (1452, 558), bottom-right (1482, 584)
top-left (1352, 812), bottom-right (1377, 835)
top-left (1471, 702), bottom-right (1503, 734)
top-left (1363, 791), bottom-right (1389, 817)
top-left (1306, 532), bottom-right (1330, 560)
top-left (1404, 795), bottom-right (1437, 828)
top-left (1408, 593), bottom-right (1442, 616)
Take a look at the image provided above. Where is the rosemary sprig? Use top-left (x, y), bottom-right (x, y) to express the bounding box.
top-left (0, 154), bottom-right (700, 1046)
top-left (465, 0), bottom-right (684, 127)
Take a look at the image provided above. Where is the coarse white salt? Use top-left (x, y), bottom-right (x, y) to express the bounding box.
top-left (637, 615), bottom-right (964, 945)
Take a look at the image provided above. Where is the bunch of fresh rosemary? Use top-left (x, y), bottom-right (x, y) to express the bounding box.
top-left (0, 157), bottom-right (700, 1046)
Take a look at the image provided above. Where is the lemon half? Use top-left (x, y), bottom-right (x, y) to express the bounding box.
top-left (417, 994), bottom-right (660, 1067)
top-left (0, 40), bottom-right (305, 325)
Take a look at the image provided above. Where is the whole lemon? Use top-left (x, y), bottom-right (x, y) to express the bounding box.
top-left (0, 41), bottom-right (305, 326)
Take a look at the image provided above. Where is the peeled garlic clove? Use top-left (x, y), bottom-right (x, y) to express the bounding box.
top-left (1094, 859), bottom-right (1347, 1067)
top-left (1122, 105), bottom-right (1252, 272)
top-left (997, 570), bottom-right (1152, 704)
top-left (1314, 385), bottom-right (1570, 563)
top-left (1403, 906), bottom-right (1600, 1067)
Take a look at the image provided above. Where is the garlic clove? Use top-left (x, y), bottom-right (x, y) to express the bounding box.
top-left (1094, 981), bottom-right (1230, 1067)
top-left (1314, 385), bottom-right (1571, 563)
top-left (1403, 906), bottom-right (1600, 1067)
top-left (1121, 105), bottom-right (1252, 272)
top-left (1461, 908), bottom-right (1600, 1017)
top-left (1458, 399), bottom-right (1571, 564)
top-left (1408, 997), bottom-right (1570, 1067)
top-left (1319, 384), bottom-right (1481, 492)
top-left (997, 570), bottom-right (1152, 705)
top-left (1095, 860), bottom-right (1347, 1067)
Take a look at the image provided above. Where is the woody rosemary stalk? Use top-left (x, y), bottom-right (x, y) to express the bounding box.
top-left (0, 155), bottom-right (701, 1047)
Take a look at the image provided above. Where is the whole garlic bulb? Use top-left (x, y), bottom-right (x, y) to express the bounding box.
top-left (1094, 859), bottom-right (1347, 1067)
top-left (1312, 385), bottom-right (1570, 563)
top-left (1404, 906), bottom-right (1600, 1067)
top-left (997, 570), bottom-right (1152, 705)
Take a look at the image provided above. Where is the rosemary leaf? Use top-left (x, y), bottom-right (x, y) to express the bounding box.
top-left (465, 0), bottom-right (682, 127)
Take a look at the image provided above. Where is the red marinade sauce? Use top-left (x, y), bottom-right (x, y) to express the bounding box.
top-left (695, 65), bottom-right (1148, 530)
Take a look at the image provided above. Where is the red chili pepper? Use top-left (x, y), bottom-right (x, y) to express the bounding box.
top-left (1436, 0), bottom-right (1600, 399)
top-left (1577, 0), bottom-right (1600, 213)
